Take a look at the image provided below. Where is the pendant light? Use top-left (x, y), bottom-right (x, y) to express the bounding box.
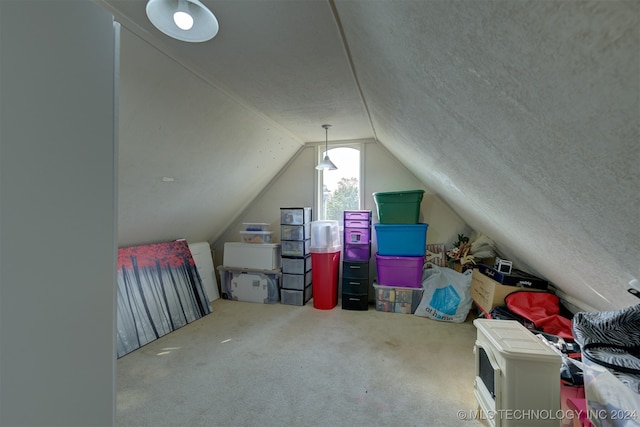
top-left (316, 124), bottom-right (338, 171)
top-left (146, 0), bottom-right (219, 43)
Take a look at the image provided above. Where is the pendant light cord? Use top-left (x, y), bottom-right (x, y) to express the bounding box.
top-left (325, 125), bottom-right (328, 152)
top-left (322, 124), bottom-right (331, 153)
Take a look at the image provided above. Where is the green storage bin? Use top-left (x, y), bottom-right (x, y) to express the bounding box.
top-left (372, 190), bottom-right (425, 224)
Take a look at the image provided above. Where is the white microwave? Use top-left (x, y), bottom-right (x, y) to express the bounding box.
top-left (473, 319), bottom-right (562, 427)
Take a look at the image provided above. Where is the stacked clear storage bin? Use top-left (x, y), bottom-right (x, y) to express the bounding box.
top-left (280, 207), bottom-right (313, 306)
top-left (342, 210), bottom-right (372, 310)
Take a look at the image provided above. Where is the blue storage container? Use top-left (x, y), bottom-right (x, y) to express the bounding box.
top-left (374, 223), bottom-right (428, 257)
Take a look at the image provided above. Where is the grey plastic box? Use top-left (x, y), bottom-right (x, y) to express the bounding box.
top-left (282, 271), bottom-right (312, 290)
top-left (281, 239), bottom-right (311, 258)
top-left (281, 286), bottom-right (312, 306)
top-left (281, 256), bottom-right (312, 274)
top-left (281, 223), bottom-right (311, 241)
top-left (280, 207), bottom-right (312, 225)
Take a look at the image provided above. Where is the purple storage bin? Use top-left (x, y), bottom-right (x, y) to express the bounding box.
top-left (344, 219), bottom-right (371, 228)
top-left (344, 210), bottom-right (372, 221)
top-left (344, 227), bottom-right (371, 244)
top-left (375, 253), bottom-right (424, 288)
top-left (344, 244), bottom-right (371, 261)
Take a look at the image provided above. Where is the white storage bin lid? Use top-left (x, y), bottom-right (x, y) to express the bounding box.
top-left (242, 222), bottom-right (270, 231)
top-left (474, 319), bottom-right (561, 362)
top-left (310, 220), bottom-right (341, 253)
top-left (224, 242), bottom-right (280, 249)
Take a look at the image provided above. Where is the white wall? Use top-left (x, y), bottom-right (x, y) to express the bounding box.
top-left (212, 141), bottom-right (469, 294)
top-left (212, 145), bottom-right (317, 256)
top-left (117, 26), bottom-right (303, 248)
top-left (362, 142), bottom-right (470, 247)
top-left (0, 1), bottom-right (117, 425)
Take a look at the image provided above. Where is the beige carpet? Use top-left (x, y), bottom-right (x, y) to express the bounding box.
top-left (117, 298), bottom-right (486, 427)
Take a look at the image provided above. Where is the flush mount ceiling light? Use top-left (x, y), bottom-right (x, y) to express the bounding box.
top-left (146, 0), bottom-right (219, 43)
top-left (316, 124), bottom-right (338, 171)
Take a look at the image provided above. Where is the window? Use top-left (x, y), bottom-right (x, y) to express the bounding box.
top-left (317, 144), bottom-right (361, 225)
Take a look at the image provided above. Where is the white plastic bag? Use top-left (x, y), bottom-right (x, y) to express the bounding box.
top-left (413, 263), bottom-right (473, 323)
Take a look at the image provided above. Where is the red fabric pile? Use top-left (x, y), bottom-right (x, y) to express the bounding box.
top-left (505, 291), bottom-right (574, 340)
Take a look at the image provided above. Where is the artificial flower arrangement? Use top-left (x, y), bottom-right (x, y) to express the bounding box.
top-left (447, 232), bottom-right (496, 271)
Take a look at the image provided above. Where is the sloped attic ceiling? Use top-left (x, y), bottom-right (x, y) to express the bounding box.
top-left (99, 0), bottom-right (639, 311)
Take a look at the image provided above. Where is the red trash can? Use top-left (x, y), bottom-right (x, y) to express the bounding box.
top-left (310, 220), bottom-right (342, 310)
top-left (311, 251), bottom-right (341, 309)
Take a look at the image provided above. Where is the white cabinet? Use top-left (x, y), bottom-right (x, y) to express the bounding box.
top-left (474, 319), bottom-right (561, 427)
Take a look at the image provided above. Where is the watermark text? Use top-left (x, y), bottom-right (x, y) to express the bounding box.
top-left (456, 408), bottom-right (638, 422)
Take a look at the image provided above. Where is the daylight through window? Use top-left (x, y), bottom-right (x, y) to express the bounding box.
top-left (318, 146), bottom-right (361, 225)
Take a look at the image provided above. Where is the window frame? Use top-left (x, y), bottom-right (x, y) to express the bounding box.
top-left (315, 141), bottom-right (365, 222)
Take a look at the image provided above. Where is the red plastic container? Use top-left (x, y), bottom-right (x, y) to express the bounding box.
top-left (311, 251), bottom-right (341, 309)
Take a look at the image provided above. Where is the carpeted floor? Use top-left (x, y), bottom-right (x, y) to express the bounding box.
top-left (117, 298), bottom-right (486, 427)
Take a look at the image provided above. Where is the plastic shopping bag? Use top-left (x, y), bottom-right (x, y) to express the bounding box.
top-left (413, 263), bottom-right (473, 323)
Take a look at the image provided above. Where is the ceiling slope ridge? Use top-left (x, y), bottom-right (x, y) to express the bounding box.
top-left (329, 0), bottom-right (377, 142)
top-left (306, 137), bottom-right (376, 146)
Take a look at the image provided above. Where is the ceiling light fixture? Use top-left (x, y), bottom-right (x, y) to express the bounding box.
top-left (173, 3), bottom-right (194, 30)
top-left (316, 124), bottom-right (337, 171)
top-left (146, 0), bottom-right (219, 43)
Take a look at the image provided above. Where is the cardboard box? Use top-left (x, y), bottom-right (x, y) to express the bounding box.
top-left (470, 268), bottom-right (543, 314)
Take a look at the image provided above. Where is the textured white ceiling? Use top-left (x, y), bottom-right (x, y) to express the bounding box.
top-left (100, 0), bottom-right (372, 141)
top-left (333, 1), bottom-right (639, 310)
top-left (100, 0), bottom-right (638, 310)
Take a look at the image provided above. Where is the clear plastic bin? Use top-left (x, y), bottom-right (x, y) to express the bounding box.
top-left (239, 230), bottom-right (273, 243)
top-left (310, 220), bottom-right (341, 253)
